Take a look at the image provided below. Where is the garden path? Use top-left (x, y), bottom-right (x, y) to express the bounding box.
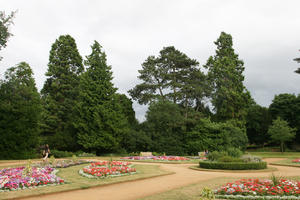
top-left (18, 158), bottom-right (300, 200)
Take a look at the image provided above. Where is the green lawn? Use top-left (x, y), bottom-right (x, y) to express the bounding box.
top-left (269, 158), bottom-right (300, 167)
top-left (0, 162), bottom-right (173, 200)
top-left (117, 159), bottom-right (200, 164)
top-left (247, 152), bottom-right (300, 158)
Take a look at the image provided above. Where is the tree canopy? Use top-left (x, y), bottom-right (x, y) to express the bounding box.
top-left (0, 11), bottom-right (15, 61)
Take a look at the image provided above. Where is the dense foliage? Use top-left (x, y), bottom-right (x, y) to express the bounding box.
top-left (0, 62), bottom-right (41, 159)
top-left (0, 11), bottom-right (15, 61)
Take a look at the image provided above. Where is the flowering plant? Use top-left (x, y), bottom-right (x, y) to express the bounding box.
top-left (120, 156), bottom-right (190, 161)
top-left (215, 178), bottom-right (300, 198)
top-left (292, 159), bottom-right (300, 163)
top-left (0, 166), bottom-right (64, 191)
top-left (79, 161), bottom-right (136, 179)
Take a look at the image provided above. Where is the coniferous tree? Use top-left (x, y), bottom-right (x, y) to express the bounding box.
top-left (129, 46), bottom-right (207, 109)
top-left (41, 35), bottom-right (84, 151)
top-left (204, 32), bottom-right (251, 122)
top-left (75, 41), bottom-right (129, 154)
top-left (0, 62), bottom-right (41, 159)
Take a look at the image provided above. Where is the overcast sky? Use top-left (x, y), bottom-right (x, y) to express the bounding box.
top-left (1, 0), bottom-right (300, 121)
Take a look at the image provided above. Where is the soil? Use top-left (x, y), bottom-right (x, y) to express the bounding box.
top-left (5, 158), bottom-right (300, 200)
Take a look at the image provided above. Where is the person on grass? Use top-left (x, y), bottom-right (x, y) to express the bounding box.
top-left (43, 144), bottom-right (50, 162)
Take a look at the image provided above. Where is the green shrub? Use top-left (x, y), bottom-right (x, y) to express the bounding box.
top-left (207, 151), bottom-right (228, 161)
top-left (51, 149), bottom-right (73, 158)
top-left (218, 156), bottom-right (243, 163)
top-left (76, 152), bottom-right (97, 157)
top-left (199, 161), bottom-right (267, 170)
top-left (241, 154), bottom-right (262, 163)
top-left (226, 147), bottom-right (243, 158)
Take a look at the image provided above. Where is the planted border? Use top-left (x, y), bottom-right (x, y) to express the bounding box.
top-left (199, 161), bottom-right (267, 170)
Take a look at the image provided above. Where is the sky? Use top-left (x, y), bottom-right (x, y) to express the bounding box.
top-left (1, 0), bottom-right (300, 122)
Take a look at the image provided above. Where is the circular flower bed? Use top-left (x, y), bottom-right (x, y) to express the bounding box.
top-left (0, 166), bottom-right (64, 192)
top-left (79, 161), bottom-right (136, 179)
top-left (215, 178), bottom-right (300, 199)
top-left (120, 156), bottom-right (190, 161)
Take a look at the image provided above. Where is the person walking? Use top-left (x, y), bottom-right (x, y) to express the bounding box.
top-left (43, 144), bottom-right (50, 162)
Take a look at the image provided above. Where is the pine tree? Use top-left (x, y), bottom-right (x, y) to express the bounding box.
top-left (75, 41), bottom-right (129, 154)
top-left (41, 35), bottom-right (84, 151)
top-left (0, 62), bottom-right (41, 159)
top-left (204, 32), bottom-right (251, 121)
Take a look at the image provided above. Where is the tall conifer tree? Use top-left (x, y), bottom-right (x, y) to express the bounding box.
top-left (204, 32), bottom-right (251, 122)
top-left (41, 35), bottom-right (83, 150)
top-left (75, 41), bottom-right (129, 153)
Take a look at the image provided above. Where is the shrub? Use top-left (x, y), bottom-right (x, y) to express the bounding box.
top-left (226, 147), bottom-right (243, 158)
top-left (207, 151), bottom-right (228, 161)
top-left (199, 161), bottom-right (267, 170)
top-left (51, 149), bottom-right (73, 158)
top-left (76, 152), bottom-right (96, 157)
top-left (241, 154), bottom-right (262, 163)
top-left (218, 156), bottom-right (243, 163)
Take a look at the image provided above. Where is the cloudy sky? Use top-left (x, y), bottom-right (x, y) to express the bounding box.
top-left (1, 0), bottom-right (300, 121)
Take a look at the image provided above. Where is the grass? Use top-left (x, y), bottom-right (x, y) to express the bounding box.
top-left (246, 152), bottom-right (300, 158)
top-left (117, 159), bottom-right (199, 164)
top-left (189, 165), bottom-right (278, 173)
top-left (269, 158), bottom-right (300, 168)
top-left (0, 162), bottom-right (173, 200)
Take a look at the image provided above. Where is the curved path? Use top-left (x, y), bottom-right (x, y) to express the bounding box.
top-left (15, 158), bottom-right (300, 200)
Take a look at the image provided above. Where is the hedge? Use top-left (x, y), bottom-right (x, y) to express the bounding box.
top-left (199, 161), bottom-right (267, 170)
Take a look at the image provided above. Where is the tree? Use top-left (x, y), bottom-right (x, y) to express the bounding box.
top-left (246, 104), bottom-right (271, 146)
top-left (0, 11), bottom-right (15, 61)
top-left (204, 32), bottom-right (251, 122)
top-left (129, 46), bottom-right (207, 109)
top-left (268, 117), bottom-right (296, 152)
top-left (269, 93), bottom-right (300, 143)
top-left (186, 118), bottom-right (248, 155)
top-left (293, 51), bottom-right (300, 74)
top-left (75, 41), bottom-right (130, 154)
top-left (0, 62), bottom-right (41, 159)
top-left (41, 35), bottom-right (84, 151)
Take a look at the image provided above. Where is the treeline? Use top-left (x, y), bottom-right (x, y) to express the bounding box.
top-left (0, 11), bottom-right (299, 159)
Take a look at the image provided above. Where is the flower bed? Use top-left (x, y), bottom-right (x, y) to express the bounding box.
top-left (292, 159), bottom-right (300, 163)
top-left (120, 156), bottom-right (190, 161)
top-left (215, 178), bottom-right (300, 199)
top-left (79, 161), bottom-right (136, 179)
top-left (0, 166), bottom-right (64, 191)
top-left (50, 159), bottom-right (90, 168)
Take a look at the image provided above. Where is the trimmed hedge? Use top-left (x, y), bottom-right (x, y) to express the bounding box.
top-left (199, 161), bottom-right (267, 170)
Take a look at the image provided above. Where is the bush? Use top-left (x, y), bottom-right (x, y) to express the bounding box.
top-left (199, 161), bottom-right (267, 170)
top-left (51, 149), bottom-right (73, 158)
top-left (76, 152), bottom-right (97, 157)
top-left (207, 151), bottom-right (228, 161)
top-left (218, 156), bottom-right (243, 163)
top-left (226, 147), bottom-right (243, 158)
top-left (241, 154), bottom-right (262, 163)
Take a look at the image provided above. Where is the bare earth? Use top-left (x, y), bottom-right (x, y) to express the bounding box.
top-left (3, 158), bottom-right (294, 200)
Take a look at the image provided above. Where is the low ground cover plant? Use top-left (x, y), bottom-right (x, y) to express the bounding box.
top-left (79, 161), bottom-right (136, 178)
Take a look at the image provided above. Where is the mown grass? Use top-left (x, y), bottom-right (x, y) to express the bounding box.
top-left (117, 159), bottom-right (200, 164)
top-left (270, 158), bottom-right (300, 167)
top-left (247, 152), bottom-right (300, 158)
top-left (189, 165), bottom-right (278, 173)
top-left (0, 162), bottom-right (173, 200)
